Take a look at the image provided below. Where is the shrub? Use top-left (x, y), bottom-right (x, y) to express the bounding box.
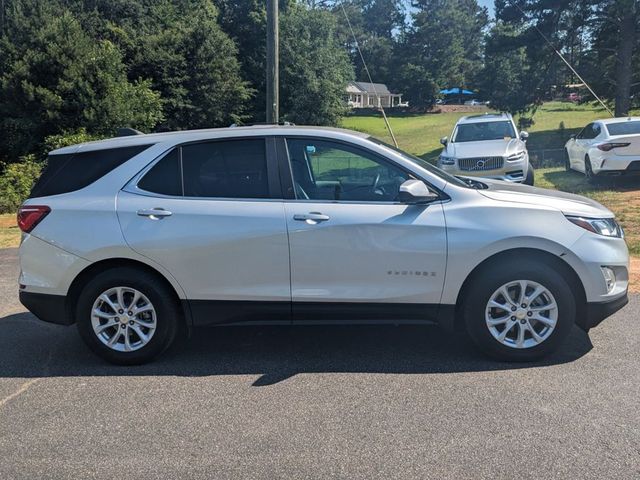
top-left (43, 129), bottom-right (102, 155)
top-left (0, 156), bottom-right (43, 213)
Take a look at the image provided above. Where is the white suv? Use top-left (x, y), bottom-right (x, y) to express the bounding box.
top-left (438, 113), bottom-right (534, 185)
top-left (18, 126), bottom-right (628, 364)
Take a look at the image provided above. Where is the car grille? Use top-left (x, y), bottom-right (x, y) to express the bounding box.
top-left (458, 156), bottom-right (504, 171)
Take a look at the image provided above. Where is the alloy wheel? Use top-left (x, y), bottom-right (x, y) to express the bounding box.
top-left (91, 286), bottom-right (157, 352)
top-left (485, 280), bottom-right (558, 349)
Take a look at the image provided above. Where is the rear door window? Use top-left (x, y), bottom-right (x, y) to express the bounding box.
top-left (181, 139), bottom-right (269, 199)
top-left (30, 145), bottom-right (153, 198)
top-left (136, 138), bottom-right (271, 199)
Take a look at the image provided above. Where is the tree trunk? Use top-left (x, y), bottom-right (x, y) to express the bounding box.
top-left (614, 1), bottom-right (637, 117)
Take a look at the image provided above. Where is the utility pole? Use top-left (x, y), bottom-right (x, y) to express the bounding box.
top-left (266, 0), bottom-right (279, 124)
top-left (0, 0), bottom-right (5, 37)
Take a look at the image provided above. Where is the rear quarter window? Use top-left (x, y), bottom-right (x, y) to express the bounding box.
top-left (30, 144), bottom-right (153, 198)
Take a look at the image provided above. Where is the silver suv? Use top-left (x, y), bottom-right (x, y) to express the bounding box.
top-left (18, 126), bottom-right (628, 364)
top-left (437, 113), bottom-right (534, 185)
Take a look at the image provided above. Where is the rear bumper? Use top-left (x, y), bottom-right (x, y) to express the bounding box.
top-left (19, 291), bottom-right (73, 326)
top-left (576, 293), bottom-right (629, 331)
top-left (593, 159), bottom-right (640, 176)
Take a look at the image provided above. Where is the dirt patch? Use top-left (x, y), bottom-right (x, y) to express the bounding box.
top-left (0, 214), bottom-right (16, 229)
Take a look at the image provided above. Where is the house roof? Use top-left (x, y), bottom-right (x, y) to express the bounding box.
top-left (350, 81), bottom-right (392, 95)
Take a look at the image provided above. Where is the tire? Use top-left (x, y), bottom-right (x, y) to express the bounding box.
top-left (523, 163), bottom-right (535, 186)
top-left (462, 259), bottom-right (575, 362)
top-left (76, 267), bottom-right (181, 365)
top-left (564, 149), bottom-right (571, 171)
top-left (585, 156), bottom-right (598, 183)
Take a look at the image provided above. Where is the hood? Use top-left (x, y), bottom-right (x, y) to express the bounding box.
top-left (446, 138), bottom-right (523, 158)
top-left (476, 178), bottom-right (613, 218)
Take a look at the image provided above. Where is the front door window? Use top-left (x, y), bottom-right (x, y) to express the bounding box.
top-left (286, 139), bottom-right (410, 203)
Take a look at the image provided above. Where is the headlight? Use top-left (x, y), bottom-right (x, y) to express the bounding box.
top-left (566, 216), bottom-right (624, 238)
top-left (507, 151), bottom-right (526, 162)
top-left (439, 155), bottom-right (455, 166)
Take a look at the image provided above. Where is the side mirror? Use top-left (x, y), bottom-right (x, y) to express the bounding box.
top-left (519, 131), bottom-right (529, 140)
top-left (440, 136), bottom-right (448, 146)
top-left (569, 133), bottom-right (577, 140)
top-left (399, 180), bottom-right (439, 204)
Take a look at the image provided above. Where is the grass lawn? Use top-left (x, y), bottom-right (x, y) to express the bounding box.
top-left (0, 214), bottom-right (20, 249)
top-left (341, 101), bottom-right (640, 162)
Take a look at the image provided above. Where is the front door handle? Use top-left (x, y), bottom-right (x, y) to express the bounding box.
top-left (293, 212), bottom-right (330, 224)
top-left (137, 208), bottom-right (172, 220)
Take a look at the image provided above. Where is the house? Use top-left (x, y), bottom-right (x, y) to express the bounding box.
top-left (346, 81), bottom-right (405, 108)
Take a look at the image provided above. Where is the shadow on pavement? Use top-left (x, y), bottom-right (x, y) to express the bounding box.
top-left (0, 312), bottom-right (593, 386)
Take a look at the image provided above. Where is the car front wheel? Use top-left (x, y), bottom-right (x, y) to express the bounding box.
top-left (76, 267), bottom-right (181, 365)
top-left (463, 260), bottom-right (575, 361)
top-left (523, 164), bottom-right (535, 186)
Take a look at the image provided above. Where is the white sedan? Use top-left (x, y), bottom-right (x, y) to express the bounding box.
top-left (565, 117), bottom-right (640, 181)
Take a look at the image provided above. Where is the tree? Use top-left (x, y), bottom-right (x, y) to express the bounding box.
top-left (60, 0), bottom-right (253, 129)
top-left (0, 5), bottom-right (162, 160)
top-left (396, 0), bottom-right (489, 107)
top-left (280, 3), bottom-right (354, 125)
top-left (481, 22), bottom-right (533, 113)
top-left (588, 0), bottom-right (639, 116)
top-left (333, 0), bottom-right (405, 89)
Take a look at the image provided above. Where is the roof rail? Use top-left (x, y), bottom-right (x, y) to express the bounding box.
top-left (229, 121), bottom-right (296, 128)
top-left (116, 127), bottom-right (144, 137)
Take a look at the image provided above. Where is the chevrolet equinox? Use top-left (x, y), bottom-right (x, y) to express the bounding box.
top-left (18, 126), bottom-right (629, 364)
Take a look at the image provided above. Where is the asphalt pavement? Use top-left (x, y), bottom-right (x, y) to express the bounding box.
top-left (0, 248), bottom-right (638, 479)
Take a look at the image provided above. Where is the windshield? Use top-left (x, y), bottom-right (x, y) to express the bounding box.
top-left (453, 121), bottom-right (516, 142)
top-left (367, 136), bottom-right (470, 188)
top-left (605, 121), bottom-right (640, 136)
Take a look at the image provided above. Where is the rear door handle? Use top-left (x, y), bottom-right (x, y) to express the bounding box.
top-left (293, 212), bottom-right (330, 224)
top-left (137, 208), bottom-right (172, 219)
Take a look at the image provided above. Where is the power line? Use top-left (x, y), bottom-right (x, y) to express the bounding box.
top-left (339, 2), bottom-right (399, 147)
top-left (512, 1), bottom-right (614, 117)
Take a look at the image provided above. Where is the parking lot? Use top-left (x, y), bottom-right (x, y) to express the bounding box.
top-left (0, 247), bottom-right (639, 479)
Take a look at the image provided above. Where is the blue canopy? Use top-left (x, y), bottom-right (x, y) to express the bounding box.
top-left (440, 88), bottom-right (474, 95)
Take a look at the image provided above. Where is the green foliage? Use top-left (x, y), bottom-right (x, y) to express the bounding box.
top-left (0, 6), bottom-right (163, 160)
top-left (0, 156), bottom-right (43, 213)
top-left (481, 23), bottom-right (533, 113)
top-left (397, 0), bottom-right (489, 106)
top-left (124, 0), bottom-right (253, 129)
top-left (280, 4), bottom-right (354, 125)
top-left (43, 129), bottom-right (103, 153)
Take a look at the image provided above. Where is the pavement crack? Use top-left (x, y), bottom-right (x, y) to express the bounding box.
top-left (0, 378), bottom-right (41, 408)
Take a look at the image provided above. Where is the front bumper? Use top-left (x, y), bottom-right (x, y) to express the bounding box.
top-left (576, 293), bottom-right (629, 331)
top-left (438, 159), bottom-right (528, 183)
top-left (19, 291), bottom-right (73, 326)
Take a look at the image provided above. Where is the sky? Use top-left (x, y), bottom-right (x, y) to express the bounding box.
top-left (478, 0), bottom-right (496, 17)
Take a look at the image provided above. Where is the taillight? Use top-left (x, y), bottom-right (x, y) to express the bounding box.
top-left (17, 205), bottom-right (51, 233)
top-left (596, 142), bottom-right (630, 152)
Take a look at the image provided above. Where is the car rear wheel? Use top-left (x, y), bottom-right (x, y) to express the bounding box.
top-left (585, 155), bottom-right (598, 183)
top-left (523, 164), bottom-right (535, 186)
top-left (463, 260), bottom-right (575, 361)
top-left (76, 267), bottom-right (181, 365)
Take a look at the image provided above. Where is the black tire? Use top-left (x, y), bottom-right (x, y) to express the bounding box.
top-left (523, 163), bottom-right (535, 186)
top-left (462, 259), bottom-right (575, 362)
top-left (585, 155), bottom-right (598, 183)
top-left (76, 267), bottom-right (181, 365)
top-left (564, 149), bottom-right (571, 171)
